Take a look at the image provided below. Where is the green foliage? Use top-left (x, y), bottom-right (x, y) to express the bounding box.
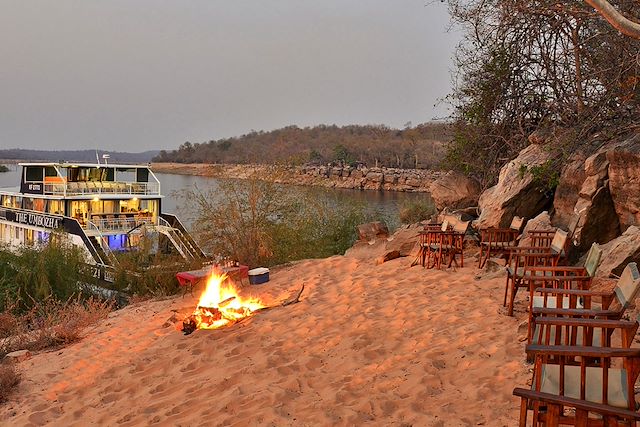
top-left (0, 236), bottom-right (95, 312)
top-left (0, 165), bottom-right (9, 173)
top-left (528, 160), bottom-right (560, 192)
top-left (177, 176), bottom-right (373, 267)
top-left (399, 198), bottom-right (436, 225)
top-left (332, 144), bottom-right (356, 165)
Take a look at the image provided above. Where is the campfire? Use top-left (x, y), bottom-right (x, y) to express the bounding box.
top-left (182, 270), bottom-right (264, 335)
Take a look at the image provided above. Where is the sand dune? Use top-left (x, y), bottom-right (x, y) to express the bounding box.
top-left (1, 252), bottom-right (530, 426)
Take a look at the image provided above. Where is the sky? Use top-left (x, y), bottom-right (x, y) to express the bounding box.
top-left (0, 1), bottom-right (460, 152)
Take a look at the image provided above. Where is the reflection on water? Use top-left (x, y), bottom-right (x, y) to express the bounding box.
top-left (0, 164), bottom-right (434, 231)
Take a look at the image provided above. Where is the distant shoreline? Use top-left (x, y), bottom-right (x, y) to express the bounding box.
top-left (151, 162), bottom-right (442, 193)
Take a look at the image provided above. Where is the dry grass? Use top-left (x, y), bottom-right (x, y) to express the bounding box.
top-left (0, 362), bottom-right (20, 402)
top-left (0, 297), bottom-right (114, 358)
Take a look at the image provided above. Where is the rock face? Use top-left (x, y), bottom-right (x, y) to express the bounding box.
top-left (596, 226), bottom-right (640, 278)
top-left (428, 171), bottom-right (481, 211)
top-left (518, 211), bottom-right (554, 247)
top-left (606, 134), bottom-right (640, 231)
top-left (476, 144), bottom-right (556, 229)
top-left (384, 224), bottom-right (422, 257)
top-left (554, 149), bottom-right (620, 251)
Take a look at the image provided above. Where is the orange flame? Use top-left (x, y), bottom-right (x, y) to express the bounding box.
top-left (191, 270), bottom-right (264, 329)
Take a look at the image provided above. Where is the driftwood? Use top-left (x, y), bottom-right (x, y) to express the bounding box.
top-left (181, 284), bottom-right (305, 335)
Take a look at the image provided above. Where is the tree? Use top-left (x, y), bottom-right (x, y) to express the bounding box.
top-left (586, 0), bottom-right (640, 39)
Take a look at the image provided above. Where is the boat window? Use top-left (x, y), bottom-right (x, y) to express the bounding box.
top-left (25, 166), bottom-right (44, 182)
top-left (115, 168), bottom-right (135, 182)
top-left (44, 167), bottom-right (57, 177)
top-left (136, 168), bottom-right (149, 183)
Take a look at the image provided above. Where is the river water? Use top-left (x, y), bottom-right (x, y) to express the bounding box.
top-left (0, 164), bottom-right (433, 231)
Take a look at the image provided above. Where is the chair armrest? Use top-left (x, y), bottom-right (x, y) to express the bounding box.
top-left (534, 287), bottom-right (610, 296)
top-left (526, 275), bottom-right (591, 282)
top-left (525, 344), bottom-right (640, 358)
top-left (527, 230), bottom-right (556, 236)
top-left (509, 246), bottom-right (552, 251)
top-left (525, 266), bottom-right (587, 273)
top-left (534, 316), bottom-right (638, 329)
top-left (531, 307), bottom-right (620, 317)
top-left (513, 388), bottom-right (640, 420)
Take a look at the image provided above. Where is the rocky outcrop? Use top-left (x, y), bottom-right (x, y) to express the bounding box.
top-left (383, 223), bottom-right (422, 257)
top-left (606, 134), bottom-right (640, 231)
top-left (427, 171), bottom-right (481, 211)
top-left (476, 144), bottom-right (556, 229)
top-left (596, 226), bottom-right (640, 278)
top-left (518, 211), bottom-right (554, 247)
top-left (553, 148), bottom-right (620, 251)
top-left (357, 221), bottom-right (389, 242)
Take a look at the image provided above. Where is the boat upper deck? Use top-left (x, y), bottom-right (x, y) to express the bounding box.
top-left (4, 162), bottom-right (162, 198)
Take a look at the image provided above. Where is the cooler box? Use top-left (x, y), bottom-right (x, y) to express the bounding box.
top-left (248, 267), bottom-right (269, 285)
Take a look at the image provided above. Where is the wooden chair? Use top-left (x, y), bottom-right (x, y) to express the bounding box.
top-left (429, 219), bottom-right (470, 269)
top-left (524, 243), bottom-right (603, 342)
top-left (514, 342), bottom-right (640, 426)
top-left (504, 229), bottom-right (569, 316)
top-left (478, 216), bottom-right (526, 268)
top-left (411, 221), bottom-right (449, 267)
top-left (532, 262), bottom-right (640, 322)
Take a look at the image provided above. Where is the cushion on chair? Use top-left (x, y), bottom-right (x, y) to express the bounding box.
top-left (536, 364), bottom-right (629, 408)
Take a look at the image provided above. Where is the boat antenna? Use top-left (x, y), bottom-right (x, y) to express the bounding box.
top-left (95, 149), bottom-right (101, 165)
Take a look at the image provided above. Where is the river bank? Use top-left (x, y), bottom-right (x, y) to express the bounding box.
top-left (151, 162), bottom-right (447, 193)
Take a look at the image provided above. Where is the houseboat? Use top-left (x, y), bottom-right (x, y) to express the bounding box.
top-left (0, 162), bottom-right (205, 280)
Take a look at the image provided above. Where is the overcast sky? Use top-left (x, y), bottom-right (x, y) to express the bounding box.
top-left (0, 1), bottom-right (459, 152)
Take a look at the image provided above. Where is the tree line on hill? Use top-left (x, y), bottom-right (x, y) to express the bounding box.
top-left (0, 149), bottom-right (160, 164)
top-left (153, 123), bottom-right (451, 170)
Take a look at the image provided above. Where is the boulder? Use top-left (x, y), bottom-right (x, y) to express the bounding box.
top-left (428, 171), bottom-right (481, 211)
top-left (606, 133), bottom-right (640, 231)
top-left (476, 144), bottom-right (556, 229)
top-left (356, 221), bottom-right (389, 241)
top-left (5, 350), bottom-right (31, 362)
top-left (596, 226), bottom-right (640, 278)
top-left (384, 224), bottom-right (421, 257)
top-left (552, 151), bottom-right (588, 227)
top-left (518, 211), bottom-right (554, 247)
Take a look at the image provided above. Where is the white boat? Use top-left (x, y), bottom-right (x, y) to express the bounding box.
top-left (0, 162), bottom-right (204, 280)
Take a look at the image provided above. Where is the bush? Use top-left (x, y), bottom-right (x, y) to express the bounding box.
top-left (0, 236), bottom-right (96, 312)
top-left (0, 165), bottom-right (9, 173)
top-left (176, 176), bottom-right (372, 267)
top-left (399, 198), bottom-right (436, 225)
top-left (0, 363), bottom-right (20, 402)
top-left (0, 296), bottom-right (113, 358)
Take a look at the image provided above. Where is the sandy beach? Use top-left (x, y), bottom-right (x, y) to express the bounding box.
top-left (1, 250), bottom-right (530, 426)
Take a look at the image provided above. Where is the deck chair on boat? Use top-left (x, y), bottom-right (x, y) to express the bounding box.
top-left (503, 229), bottom-right (569, 316)
top-left (477, 216), bottom-right (526, 268)
top-left (514, 338), bottom-right (640, 426)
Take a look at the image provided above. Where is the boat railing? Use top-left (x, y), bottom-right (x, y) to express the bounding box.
top-left (85, 215), bottom-right (157, 232)
top-left (43, 181), bottom-right (160, 196)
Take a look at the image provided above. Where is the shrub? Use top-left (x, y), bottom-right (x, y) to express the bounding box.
top-left (0, 362), bottom-right (20, 402)
top-left (0, 296), bottom-right (114, 358)
top-left (399, 198), bottom-right (436, 225)
top-left (176, 176), bottom-right (372, 267)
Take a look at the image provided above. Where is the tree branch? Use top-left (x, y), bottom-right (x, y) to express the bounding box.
top-left (585, 0), bottom-right (640, 39)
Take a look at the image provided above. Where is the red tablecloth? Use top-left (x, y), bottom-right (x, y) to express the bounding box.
top-left (176, 265), bottom-right (249, 288)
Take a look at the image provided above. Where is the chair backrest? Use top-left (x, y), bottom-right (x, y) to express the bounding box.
top-left (614, 262), bottom-right (640, 311)
top-left (453, 220), bottom-right (470, 234)
top-left (440, 220), bottom-right (449, 232)
top-left (583, 242), bottom-right (602, 277)
top-left (549, 229), bottom-right (568, 255)
top-left (510, 216), bottom-right (525, 232)
top-left (567, 214), bottom-right (580, 240)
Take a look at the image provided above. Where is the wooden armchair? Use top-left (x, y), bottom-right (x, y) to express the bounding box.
top-left (411, 220), bottom-right (450, 267)
top-left (514, 343), bottom-right (640, 426)
top-left (429, 219), bottom-right (470, 269)
top-left (523, 243), bottom-right (603, 341)
top-left (532, 262), bottom-right (640, 322)
top-left (503, 229), bottom-right (569, 316)
top-left (478, 216), bottom-right (526, 268)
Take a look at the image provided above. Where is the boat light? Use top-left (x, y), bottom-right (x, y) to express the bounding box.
top-left (93, 196), bottom-right (100, 202)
